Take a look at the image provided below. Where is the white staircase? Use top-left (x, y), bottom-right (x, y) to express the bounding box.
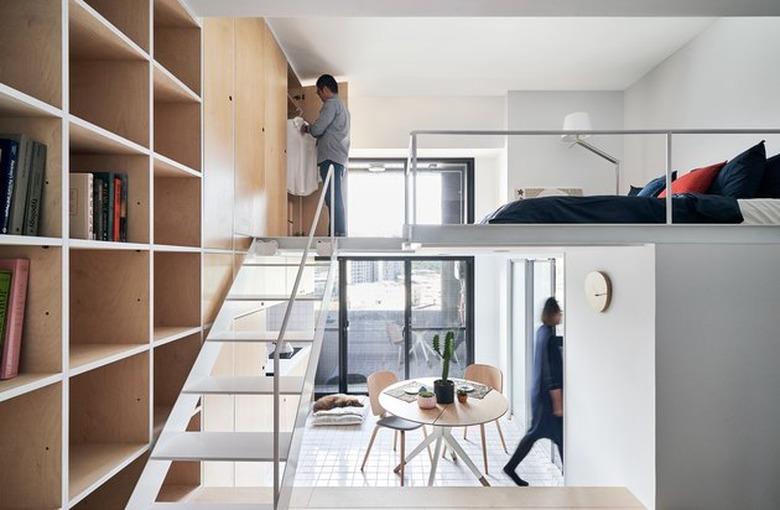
top-left (127, 170), bottom-right (340, 509)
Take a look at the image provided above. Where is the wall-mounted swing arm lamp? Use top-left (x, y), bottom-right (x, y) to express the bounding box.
top-left (562, 112), bottom-right (621, 194)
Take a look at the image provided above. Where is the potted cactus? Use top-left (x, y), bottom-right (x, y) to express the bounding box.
top-left (417, 388), bottom-right (436, 409)
top-left (432, 331), bottom-right (455, 404)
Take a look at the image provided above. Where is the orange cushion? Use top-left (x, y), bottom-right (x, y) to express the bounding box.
top-left (658, 162), bottom-right (726, 198)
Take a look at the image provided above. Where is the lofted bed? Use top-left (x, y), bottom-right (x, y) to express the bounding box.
top-left (403, 128), bottom-right (780, 247)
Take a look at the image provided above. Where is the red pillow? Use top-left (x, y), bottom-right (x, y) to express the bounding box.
top-left (658, 161), bottom-right (726, 198)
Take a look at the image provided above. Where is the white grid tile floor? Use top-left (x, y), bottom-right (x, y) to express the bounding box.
top-left (295, 412), bottom-right (563, 488)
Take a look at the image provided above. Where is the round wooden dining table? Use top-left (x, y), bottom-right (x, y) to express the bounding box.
top-left (378, 376), bottom-right (508, 486)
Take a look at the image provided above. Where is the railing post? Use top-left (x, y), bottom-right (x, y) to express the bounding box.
top-left (666, 132), bottom-right (673, 225)
top-left (330, 165), bottom-right (335, 241)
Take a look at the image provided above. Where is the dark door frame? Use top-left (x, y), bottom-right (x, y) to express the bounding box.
top-left (348, 157), bottom-right (476, 225)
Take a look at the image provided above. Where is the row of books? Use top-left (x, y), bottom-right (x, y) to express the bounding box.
top-left (70, 172), bottom-right (128, 241)
top-left (0, 258), bottom-right (28, 380)
top-left (0, 135), bottom-right (47, 237)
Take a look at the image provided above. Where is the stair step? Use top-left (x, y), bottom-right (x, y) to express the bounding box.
top-left (182, 376), bottom-right (304, 395)
top-left (153, 432), bottom-right (291, 462)
top-left (225, 292), bottom-right (324, 302)
top-left (151, 504), bottom-right (272, 509)
top-left (207, 330), bottom-right (315, 343)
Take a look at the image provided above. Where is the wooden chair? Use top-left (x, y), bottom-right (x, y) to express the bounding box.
top-left (458, 363), bottom-right (508, 474)
top-left (361, 371), bottom-right (433, 486)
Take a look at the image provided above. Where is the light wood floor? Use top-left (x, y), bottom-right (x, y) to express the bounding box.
top-left (183, 486), bottom-right (646, 509)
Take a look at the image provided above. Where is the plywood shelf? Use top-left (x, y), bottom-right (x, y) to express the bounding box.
top-left (0, 372), bottom-right (62, 404)
top-left (0, 383), bottom-right (62, 509)
top-left (70, 115), bottom-right (149, 156)
top-left (68, 442), bottom-right (148, 506)
top-left (0, 235), bottom-right (63, 247)
top-left (69, 352), bottom-right (150, 503)
top-left (69, 343), bottom-right (149, 377)
top-left (153, 244), bottom-right (202, 253)
top-left (154, 152), bottom-right (202, 179)
top-left (69, 239), bottom-right (150, 251)
top-left (154, 325), bottom-right (202, 347)
top-left (153, 334), bottom-right (201, 411)
top-left (154, 60), bottom-right (201, 104)
top-left (0, 83), bottom-right (62, 118)
top-left (71, 453), bottom-right (147, 510)
top-left (154, 101), bottom-right (201, 171)
top-left (69, 0), bottom-right (149, 61)
top-left (82, 0), bottom-right (151, 54)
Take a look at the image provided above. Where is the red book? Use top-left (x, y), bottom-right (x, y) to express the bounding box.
top-left (0, 258), bottom-right (29, 379)
top-left (113, 176), bottom-right (121, 241)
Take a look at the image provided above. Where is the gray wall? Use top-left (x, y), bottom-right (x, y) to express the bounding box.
top-left (655, 244), bottom-right (780, 509)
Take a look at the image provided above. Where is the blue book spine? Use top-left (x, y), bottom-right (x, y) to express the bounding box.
top-left (0, 140), bottom-right (19, 234)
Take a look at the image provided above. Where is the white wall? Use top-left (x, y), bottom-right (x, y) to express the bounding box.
top-left (473, 254), bottom-right (509, 375)
top-left (350, 95), bottom-right (507, 150)
top-left (623, 18), bottom-right (780, 186)
top-left (507, 91), bottom-right (624, 198)
top-left (654, 244), bottom-right (780, 510)
top-left (564, 246), bottom-right (656, 509)
top-left (349, 94), bottom-right (508, 217)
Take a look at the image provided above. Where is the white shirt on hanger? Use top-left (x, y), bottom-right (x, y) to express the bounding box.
top-left (287, 116), bottom-right (319, 196)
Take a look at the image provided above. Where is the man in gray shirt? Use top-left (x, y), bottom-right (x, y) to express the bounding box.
top-left (302, 74), bottom-right (350, 236)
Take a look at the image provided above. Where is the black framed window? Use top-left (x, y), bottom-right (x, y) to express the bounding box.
top-left (346, 158), bottom-right (475, 237)
top-left (314, 256), bottom-right (474, 395)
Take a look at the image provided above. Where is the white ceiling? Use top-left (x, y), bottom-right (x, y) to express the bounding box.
top-left (267, 17), bottom-right (714, 96)
top-left (185, 0), bottom-right (780, 17)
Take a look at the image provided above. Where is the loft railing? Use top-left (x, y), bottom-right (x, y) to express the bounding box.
top-left (405, 128), bottom-right (780, 239)
top-left (272, 164), bottom-right (338, 509)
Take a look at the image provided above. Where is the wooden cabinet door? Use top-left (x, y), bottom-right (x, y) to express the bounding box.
top-left (234, 17), bottom-right (266, 243)
top-left (263, 27), bottom-right (289, 236)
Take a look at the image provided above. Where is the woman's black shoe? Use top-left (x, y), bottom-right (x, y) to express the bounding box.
top-left (503, 465), bottom-right (530, 486)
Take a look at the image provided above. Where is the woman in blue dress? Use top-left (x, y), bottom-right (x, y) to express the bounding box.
top-left (503, 297), bottom-right (564, 486)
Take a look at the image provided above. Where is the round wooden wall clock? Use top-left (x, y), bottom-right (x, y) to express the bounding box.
top-left (585, 271), bottom-right (612, 312)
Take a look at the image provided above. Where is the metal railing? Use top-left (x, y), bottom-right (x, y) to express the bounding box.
top-left (405, 128), bottom-right (780, 238)
top-left (272, 164), bottom-right (338, 509)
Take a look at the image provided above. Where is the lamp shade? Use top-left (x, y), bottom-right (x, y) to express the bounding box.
top-left (562, 111), bottom-right (592, 142)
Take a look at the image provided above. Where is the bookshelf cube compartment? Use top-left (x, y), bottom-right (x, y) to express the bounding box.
top-left (0, 0), bottom-right (63, 108)
top-left (157, 413), bottom-right (201, 502)
top-left (69, 154), bottom-right (151, 244)
top-left (154, 102), bottom-right (201, 171)
top-left (69, 351), bottom-right (149, 503)
top-left (154, 0), bottom-right (200, 96)
top-left (0, 383), bottom-right (62, 509)
top-left (0, 245), bottom-right (61, 400)
top-left (0, 117), bottom-right (63, 238)
top-left (70, 60), bottom-right (150, 148)
top-left (153, 332), bottom-right (200, 415)
top-left (70, 249), bottom-right (149, 373)
top-left (72, 452), bottom-right (146, 510)
top-left (154, 176), bottom-right (201, 247)
top-left (82, 0), bottom-right (151, 54)
top-left (154, 251), bottom-right (200, 330)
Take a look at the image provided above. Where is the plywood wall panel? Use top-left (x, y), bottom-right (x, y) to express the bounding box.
top-left (203, 17), bottom-right (235, 250)
top-left (234, 17), bottom-right (267, 238)
top-left (263, 26), bottom-right (288, 236)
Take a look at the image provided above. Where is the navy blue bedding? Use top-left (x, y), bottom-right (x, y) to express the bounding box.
top-left (481, 193), bottom-right (743, 224)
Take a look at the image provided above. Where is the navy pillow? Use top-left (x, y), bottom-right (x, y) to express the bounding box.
top-left (627, 185), bottom-right (643, 197)
top-left (757, 153), bottom-right (780, 198)
top-left (637, 171), bottom-right (677, 198)
top-left (708, 141), bottom-right (766, 198)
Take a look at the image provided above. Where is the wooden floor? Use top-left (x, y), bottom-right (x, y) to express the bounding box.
top-left (184, 486), bottom-right (646, 509)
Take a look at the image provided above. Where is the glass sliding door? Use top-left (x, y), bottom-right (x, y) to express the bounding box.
top-left (317, 257), bottom-right (474, 395)
top-left (408, 259), bottom-right (471, 380)
top-left (343, 259), bottom-right (406, 393)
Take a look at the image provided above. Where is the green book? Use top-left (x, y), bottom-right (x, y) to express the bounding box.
top-left (0, 270), bottom-right (11, 356)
